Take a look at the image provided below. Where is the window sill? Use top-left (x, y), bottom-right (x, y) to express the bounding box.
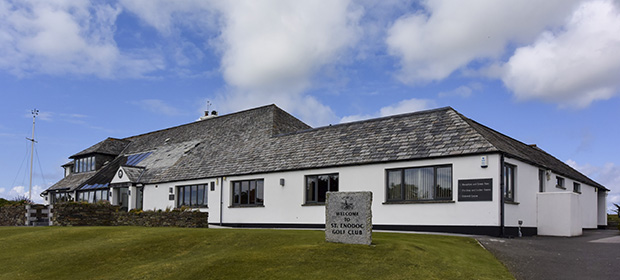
top-left (383, 200), bottom-right (454, 205)
top-left (556, 186), bottom-right (566, 190)
top-left (302, 203), bottom-right (325, 207)
top-left (504, 200), bottom-right (519, 205)
top-left (573, 191), bottom-right (582, 194)
top-left (228, 205), bottom-right (264, 208)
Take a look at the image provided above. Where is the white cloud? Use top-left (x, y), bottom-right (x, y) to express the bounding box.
top-left (501, 0), bottom-right (620, 108)
top-left (122, 0), bottom-right (362, 126)
top-left (0, 0), bottom-right (164, 78)
top-left (210, 0), bottom-right (362, 126)
top-left (4, 185), bottom-right (46, 204)
top-left (567, 159), bottom-right (620, 213)
top-left (215, 0), bottom-right (362, 92)
top-left (386, 0), bottom-right (580, 84)
top-left (215, 89), bottom-right (339, 127)
top-left (340, 98), bottom-right (435, 123)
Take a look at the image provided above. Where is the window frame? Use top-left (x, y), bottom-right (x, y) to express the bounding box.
top-left (73, 156), bottom-right (96, 173)
top-left (385, 164), bottom-right (453, 203)
top-left (231, 179), bottom-right (264, 207)
top-left (304, 173), bottom-right (339, 205)
top-left (76, 189), bottom-right (109, 203)
top-left (503, 163), bottom-right (516, 202)
top-left (573, 182), bottom-right (581, 193)
top-left (556, 176), bottom-right (565, 189)
top-left (176, 184), bottom-right (208, 208)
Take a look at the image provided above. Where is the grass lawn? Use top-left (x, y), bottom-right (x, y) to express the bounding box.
top-left (0, 227), bottom-right (512, 280)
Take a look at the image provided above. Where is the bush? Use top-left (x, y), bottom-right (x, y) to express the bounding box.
top-left (0, 196), bottom-right (33, 207)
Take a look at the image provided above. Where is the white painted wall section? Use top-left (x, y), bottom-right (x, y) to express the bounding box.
top-left (537, 192), bottom-right (582, 237)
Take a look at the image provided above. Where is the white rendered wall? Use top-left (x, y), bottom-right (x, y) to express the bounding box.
top-left (218, 154), bottom-right (501, 227)
top-left (503, 157), bottom-right (539, 228)
top-left (537, 192), bottom-right (582, 236)
top-left (142, 178), bottom-right (215, 214)
top-left (598, 190), bottom-right (608, 227)
top-left (539, 169), bottom-right (599, 230)
top-left (579, 183), bottom-right (598, 229)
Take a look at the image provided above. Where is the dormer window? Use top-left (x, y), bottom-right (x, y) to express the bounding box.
top-left (74, 156), bottom-right (96, 173)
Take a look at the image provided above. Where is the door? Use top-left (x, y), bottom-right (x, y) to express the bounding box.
top-left (119, 188), bottom-right (129, 211)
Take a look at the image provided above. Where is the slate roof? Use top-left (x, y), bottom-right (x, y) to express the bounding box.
top-left (44, 104), bottom-right (606, 194)
top-left (460, 115), bottom-right (606, 189)
top-left (46, 171), bottom-right (97, 192)
top-left (70, 137), bottom-right (130, 158)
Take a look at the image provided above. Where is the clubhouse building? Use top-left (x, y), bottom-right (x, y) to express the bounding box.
top-left (42, 105), bottom-right (608, 237)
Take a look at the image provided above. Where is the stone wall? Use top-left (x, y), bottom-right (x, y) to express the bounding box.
top-left (52, 202), bottom-right (117, 226)
top-left (52, 202), bottom-right (208, 228)
top-left (115, 211), bottom-right (209, 228)
top-left (0, 205), bottom-right (27, 226)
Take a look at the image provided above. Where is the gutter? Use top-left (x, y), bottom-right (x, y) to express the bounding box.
top-left (499, 154), bottom-right (505, 237)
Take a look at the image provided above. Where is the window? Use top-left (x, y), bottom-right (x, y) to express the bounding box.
top-left (556, 176), bottom-right (565, 189)
top-left (503, 163), bottom-right (516, 201)
top-left (73, 156), bottom-right (96, 173)
top-left (573, 182), bottom-right (581, 193)
top-left (538, 169), bottom-right (545, 193)
top-left (76, 189), bottom-right (109, 203)
top-left (305, 174), bottom-right (339, 204)
top-left (386, 165), bottom-right (452, 202)
top-left (232, 179), bottom-right (264, 207)
top-left (177, 184), bottom-right (208, 208)
top-left (51, 192), bottom-right (70, 204)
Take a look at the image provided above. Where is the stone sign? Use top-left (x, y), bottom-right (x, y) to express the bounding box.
top-left (325, 191), bottom-right (372, 245)
top-left (458, 179), bottom-right (493, 201)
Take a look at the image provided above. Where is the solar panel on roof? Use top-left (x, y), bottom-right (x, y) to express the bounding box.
top-left (126, 152), bottom-right (152, 166)
top-left (80, 183), bottom-right (109, 190)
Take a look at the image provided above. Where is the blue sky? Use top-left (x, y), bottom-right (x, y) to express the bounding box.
top-left (1, 0), bottom-right (619, 211)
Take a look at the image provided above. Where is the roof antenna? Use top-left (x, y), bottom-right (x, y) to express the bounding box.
top-left (206, 100), bottom-right (212, 116)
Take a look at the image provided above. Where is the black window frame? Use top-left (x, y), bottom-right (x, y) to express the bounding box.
top-left (231, 179), bottom-right (264, 207)
top-left (73, 156), bottom-right (96, 173)
top-left (304, 173), bottom-right (339, 205)
top-left (573, 182), bottom-right (581, 193)
top-left (76, 189), bottom-right (109, 203)
top-left (556, 176), bottom-right (565, 189)
top-left (503, 163), bottom-right (516, 201)
top-left (177, 184), bottom-right (208, 208)
top-left (385, 164), bottom-right (453, 202)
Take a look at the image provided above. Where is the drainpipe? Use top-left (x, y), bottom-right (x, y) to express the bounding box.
top-left (219, 177), bottom-right (224, 226)
top-left (500, 154), bottom-right (505, 237)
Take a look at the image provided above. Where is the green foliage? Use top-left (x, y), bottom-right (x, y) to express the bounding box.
top-left (0, 196), bottom-right (32, 207)
top-left (0, 227), bottom-right (512, 280)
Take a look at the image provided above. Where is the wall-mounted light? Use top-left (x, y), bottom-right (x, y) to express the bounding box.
top-left (480, 156), bottom-right (488, 168)
top-left (545, 170), bottom-right (551, 181)
top-left (280, 178), bottom-right (285, 186)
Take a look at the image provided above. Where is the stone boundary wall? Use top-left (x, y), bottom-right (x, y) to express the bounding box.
top-left (0, 205), bottom-right (27, 226)
top-left (52, 202), bottom-right (208, 228)
top-left (52, 203), bottom-right (117, 226)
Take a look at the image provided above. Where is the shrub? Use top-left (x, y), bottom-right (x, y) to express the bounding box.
top-left (0, 196), bottom-right (33, 206)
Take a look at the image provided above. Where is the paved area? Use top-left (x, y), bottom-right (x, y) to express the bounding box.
top-left (477, 230), bottom-right (620, 280)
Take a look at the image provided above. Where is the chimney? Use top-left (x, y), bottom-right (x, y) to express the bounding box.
top-left (197, 109), bottom-right (218, 121)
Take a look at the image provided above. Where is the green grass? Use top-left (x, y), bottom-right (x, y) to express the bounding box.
top-left (0, 227), bottom-right (512, 280)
